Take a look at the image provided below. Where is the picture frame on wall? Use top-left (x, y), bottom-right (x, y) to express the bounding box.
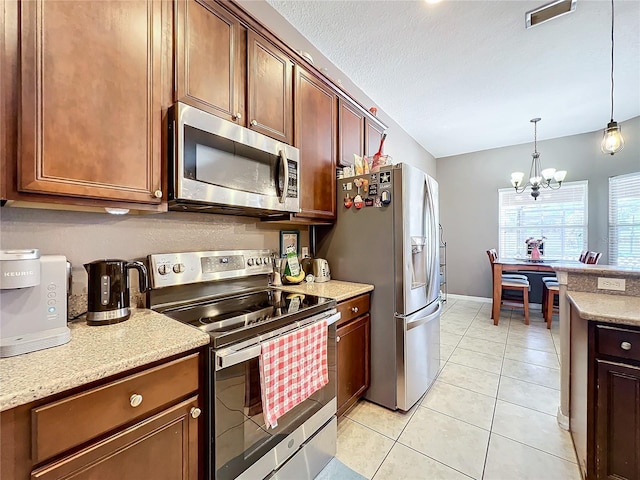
top-left (279, 230), bottom-right (300, 257)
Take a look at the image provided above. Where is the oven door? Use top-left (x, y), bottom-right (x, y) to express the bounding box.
top-left (212, 311), bottom-right (338, 480)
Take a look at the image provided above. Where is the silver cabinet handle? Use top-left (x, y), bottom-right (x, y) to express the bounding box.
top-left (351, 307), bottom-right (359, 313)
top-left (190, 407), bottom-right (201, 419)
top-left (153, 189), bottom-right (163, 198)
top-left (250, 119), bottom-right (258, 127)
top-left (130, 394), bottom-right (143, 408)
top-left (336, 335), bottom-right (341, 343)
top-left (621, 341), bottom-right (632, 351)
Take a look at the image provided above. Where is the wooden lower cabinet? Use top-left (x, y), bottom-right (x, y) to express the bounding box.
top-left (588, 322), bottom-right (640, 480)
top-left (0, 351), bottom-right (203, 480)
top-left (31, 397), bottom-right (199, 480)
top-left (336, 294), bottom-right (371, 417)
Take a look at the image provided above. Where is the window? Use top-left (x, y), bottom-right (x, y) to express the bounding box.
top-left (498, 181), bottom-right (588, 259)
top-left (609, 172), bottom-right (640, 268)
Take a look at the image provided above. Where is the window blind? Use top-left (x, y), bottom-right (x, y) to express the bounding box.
top-left (498, 181), bottom-right (588, 259)
top-left (609, 172), bottom-right (640, 268)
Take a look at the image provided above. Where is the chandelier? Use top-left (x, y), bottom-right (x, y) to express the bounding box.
top-left (601, 0), bottom-right (624, 155)
top-left (510, 118), bottom-right (567, 201)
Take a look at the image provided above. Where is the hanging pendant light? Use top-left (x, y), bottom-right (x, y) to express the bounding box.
top-left (510, 118), bottom-right (567, 201)
top-left (601, 0), bottom-right (624, 155)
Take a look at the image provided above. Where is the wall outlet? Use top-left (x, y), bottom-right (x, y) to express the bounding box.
top-left (597, 277), bottom-right (626, 291)
top-left (301, 247), bottom-right (309, 258)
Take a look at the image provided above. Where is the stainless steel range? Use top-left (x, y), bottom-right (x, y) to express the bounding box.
top-left (147, 250), bottom-right (339, 480)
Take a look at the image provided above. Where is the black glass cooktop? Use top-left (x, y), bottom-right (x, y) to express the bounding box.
top-left (160, 289), bottom-right (335, 348)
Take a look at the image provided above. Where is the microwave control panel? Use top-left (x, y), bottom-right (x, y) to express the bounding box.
top-left (287, 160), bottom-right (298, 198)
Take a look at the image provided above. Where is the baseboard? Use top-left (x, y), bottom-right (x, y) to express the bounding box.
top-left (446, 293), bottom-right (492, 303)
top-left (557, 406), bottom-right (569, 431)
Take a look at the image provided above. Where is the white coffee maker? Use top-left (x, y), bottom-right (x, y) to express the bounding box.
top-left (0, 249), bottom-right (71, 357)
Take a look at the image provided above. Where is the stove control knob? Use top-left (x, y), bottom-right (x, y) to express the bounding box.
top-left (247, 258), bottom-right (254, 266)
top-left (173, 263), bottom-right (185, 274)
top-left (263, 257), bottom-right (270, 265)
top-left (158, 264), bottom-right (170, 275)
top-left (255, 258), bottom-right (263, 265)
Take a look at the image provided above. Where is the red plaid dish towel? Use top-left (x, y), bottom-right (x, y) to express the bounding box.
top-left (259, 319), bottom-right (328, 429)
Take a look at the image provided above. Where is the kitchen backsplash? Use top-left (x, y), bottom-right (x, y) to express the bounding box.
top-left (1, 207), bottom-right (309, 306)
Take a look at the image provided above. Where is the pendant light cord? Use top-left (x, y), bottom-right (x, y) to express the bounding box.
top-left (610, 0), bottom-right (615, 122)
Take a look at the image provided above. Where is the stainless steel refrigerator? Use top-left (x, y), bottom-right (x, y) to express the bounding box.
top-left (316, 163), bottom-right (441, 411)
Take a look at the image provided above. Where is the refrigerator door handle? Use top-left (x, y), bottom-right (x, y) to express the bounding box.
top-left (405, 302), bottom-right (442, 331)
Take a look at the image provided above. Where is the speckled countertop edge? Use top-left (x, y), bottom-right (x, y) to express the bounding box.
top-left (0, 309), bottom-right (210, 412)
top-left (567, 291), bottom-right (640, 327)
top-left (554, 264), bottom-right (640, 275)
top-left (277, 280), bottom-right (374, 302)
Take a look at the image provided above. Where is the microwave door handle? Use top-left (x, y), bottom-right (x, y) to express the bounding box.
top-left (278, 150), bottom-right (289, 204)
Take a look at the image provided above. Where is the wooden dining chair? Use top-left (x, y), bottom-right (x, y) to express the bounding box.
top-left (486, 249), bottom-right (530, 325)
top-left (545, 282), bottom-right (559, 328)
top-left (586, 251), bottom-right (602, 264)
top-left (542, 249), bottom-right (589, 319)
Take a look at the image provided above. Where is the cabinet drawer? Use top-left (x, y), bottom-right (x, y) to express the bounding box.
top-left (32, 353), bottom-right (199, 464)
top-left (337, 294), bottom-right (370, 327)
top-left (596, 325), bottom-right (640, 363)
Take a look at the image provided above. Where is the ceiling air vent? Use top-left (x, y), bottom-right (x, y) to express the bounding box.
top-left (526, 0), bottom-right (577, 28)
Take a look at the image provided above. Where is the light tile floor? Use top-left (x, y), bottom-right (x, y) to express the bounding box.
top-left (335, 298), bottom-right (581, 480)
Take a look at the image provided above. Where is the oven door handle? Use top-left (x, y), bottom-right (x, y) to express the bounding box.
top-left (215, 311), bottom-right (340, 371)
top-left (216, 344), bottom-right (262, 370)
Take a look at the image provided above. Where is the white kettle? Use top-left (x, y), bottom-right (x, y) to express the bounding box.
top-left (312, 259), bottom-right (331, 283)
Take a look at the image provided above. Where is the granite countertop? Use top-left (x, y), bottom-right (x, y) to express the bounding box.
top-left (567, 291), bottom-right (640, 327)
top-left (277, 280), bottom-right (373, 302)
top-left (0, 309), bottom-right (210, 412)
top-left (554, 264), bottom-right (640, 276)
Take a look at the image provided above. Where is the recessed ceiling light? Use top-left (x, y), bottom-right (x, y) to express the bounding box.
top-left (526, 0), bottom-right (577, 28)
top-left (424, 0), bottom-right (443, 4)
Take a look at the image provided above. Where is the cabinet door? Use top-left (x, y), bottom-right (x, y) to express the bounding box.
top-left (31, 397), bottom-right (200, 480)
top-left (294, 67), bottom-right (336, 220)
top-left (337, 98), bottom-right (364, 167)
top-left (336, 314), bottom-right (370, 417)
top-left (365, 117), bottom-right (385, 157)
top-left (176, 0), bottom-right (245, 123)
top-left (247, 30), bottom-right (293, 144)
top-left (594, 359), bottom-right (640, 480)
top-left (19, 0), bottom-right (164, 205)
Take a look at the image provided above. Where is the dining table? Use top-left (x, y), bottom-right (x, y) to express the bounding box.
top-left (492, 257), bottom-right (558, 325)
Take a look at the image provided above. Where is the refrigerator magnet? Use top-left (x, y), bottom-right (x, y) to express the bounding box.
top-left (354, 194), bottom-right (364, 209)
top-left (342, 182), bottom-right (352, 191)
top-left (344, 194), bottom-right (353, 209)
top-left (368, 184), bottom-right (378, 196)
top-left (381, 190), bottom-right (391, 205)
top-left (374, 196), bottom-right (382, 208)
top-left (365, 197), bottom-right (374, 207)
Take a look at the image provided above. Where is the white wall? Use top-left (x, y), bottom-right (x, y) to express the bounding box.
top-left (437, 116), bottom-right (640, 298)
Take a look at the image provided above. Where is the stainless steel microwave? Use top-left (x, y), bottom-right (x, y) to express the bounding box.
top-left (167, 103), bottom-right (300, 217)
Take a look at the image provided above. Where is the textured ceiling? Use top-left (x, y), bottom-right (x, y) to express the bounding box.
top-left (258, 0), bottom-right (640, 158)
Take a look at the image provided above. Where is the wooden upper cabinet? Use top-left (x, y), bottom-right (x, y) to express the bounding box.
top-left (19, 0), bottom-right (164, 205)
top-left (176, 0), bottom-right (245, 123)
top-left (247, 31), bottom-right (293, 145)
top-left (337, 98), bottom-right (365, 167)
top-left (365, 117), bottom-right (385, 157)
top-left (294, 67), bottom-right (336, 220)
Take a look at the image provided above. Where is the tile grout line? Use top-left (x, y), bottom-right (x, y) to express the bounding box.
top-left (489, 432), bottom-right (580, 466)
top-left (479, 309), bottom-right (509, 479)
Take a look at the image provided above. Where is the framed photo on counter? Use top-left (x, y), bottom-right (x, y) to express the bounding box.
top-left (279, 230), bottom-right (300, 257)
